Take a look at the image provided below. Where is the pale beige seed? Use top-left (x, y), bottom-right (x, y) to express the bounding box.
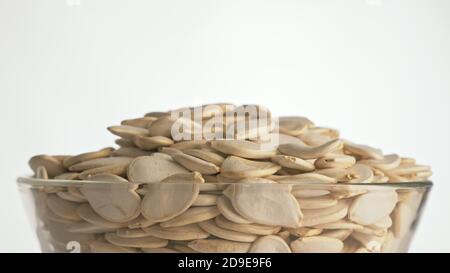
top-left (105, 232), bottom-right (168, 249)
top-left (57, 191), bottom-right (86, 203)
top-left (171, 244), bottom-right (199, 253)
top-left (116, 228), bottom-right (151, 238)
top-left (68, 157), bottom-right (133, 172)
top-left (198, 219), bottom-right (257, 243)
top-left (115, 138), bottom-right (135, 147)
top-left (158, 147), bottom-right (183, 156)
top-left (160, 172), bottom-right (205, 184)
top-left (257, 133), bottom-right (306, 146)
top-left (297, 196), bottom-right (338, 209)
top-left (172, 153), bottom-right (220, 175)
top-left (390, 164), bottom-right (431, 176)
top-left (47, 194), bottom-right (82, 221)
top-left (211, 140), bottom-right (277, 159)
top-left (370, 216), bottom-right (392, 229)
top-left (78, 164), bottom-right (129, 180)
top-left (63, 147), bottom-right (115, 168)
top-left (35, 166), bottom-right (48, 179)
top-left (287, 227), bottom-right (323, 237)
top-left (141, 180), bottom-right (200, 222)
top-left (320, 229), bottom-right (353, 241)
top-left (215, 215), bottom-right (280, 235)
top-left (68, 186), bottom-right (86, 201)
top-left (314, 168), bottom-right (350, 182)
top-left (45, 209), bottom-right (79, 225)
top-left (112, 147), bottom-right (153, 157)
top-left (314, 220), bottom-right (363, 230)
top-left (54, 172), bottom-right (80, 180)
top-left (199, 183), bottom-right (222, 192)
top-left (121, 117), bottom-right (156, 128)
top-left (291, 188), bottom-right (330, 198)
top-left (356, 226), bottom-right (387, 237)
top-left (76, 203), bottom-right (128, 229)
top-left (160, 206), bottom-right (220, 228)
top-left (192, 194), bottom-right (218, 207)
top-left (127, 155), bottom-right (189, 183)
top-left (299, 131), bottom-right (335, 146)
top-left (143, 224), bottom-right (210, 241)
top-left (278, 139), bottom-right (343, 160)
top-left (358, 154), bottom-right (401, 171)
top-left (189, 239), bottom-right (251, 253)
top-left (307, 126), bottom-right (340, 139)
top-left (350, 232), bottom-right (385, 252)
top-left (229, 183), bottom-right (302, 228)
top-left (68, 222), bottom-right (116, 234)
top-left (144, 111), bottom-right (170, 118)
top-left (183, 148), bottom-right (225, 166)
top-left (278, 116), bottom-right (313, 136)
top-left (107, 125), bottom-right (149, 140)
top-left (249, 235), bottom-right (292, 253)
top-left (345, 164), bottom-right (374, 184)
top-left (216, 196), bottom-right (252, 224)
top-left (271, 155), bottom-right (315, 172)
top-left (134, 135), bottom-right (174, 151)
top-left (314, 154), bottom-right (356, 169)
top-left (149, 116), bottom-right (202, 138)
top-left (170, 140), bottom-right (208, 150)
top-left (301, 200), bottom-right (349, 227)
top-left (290, 236), bottom-right (343, 253)
top-left (29, 155), bottom-right (65, 178)
top-left (80, 175), bottom-right (141, 223)
top-left (271, 173), bottom-right (337, 184)
top-left (220, 156), bottom-right (281, 179)
top-left (348, 190), bottom-right (398, 225)
top-left (343, 141), bottom-right (384, 160)
top-left (89, 241), bottom-right (138, 253)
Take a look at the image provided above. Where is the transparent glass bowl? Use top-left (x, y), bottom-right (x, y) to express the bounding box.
top-left (17, 177), bottom-right (431, 253)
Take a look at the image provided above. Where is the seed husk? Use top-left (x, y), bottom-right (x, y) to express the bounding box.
top-left (358, 154), bottom-right (401, 171)
top-left (107, 125), bottom-right (149, 140)
top-left (220, 156), bottom-right (281, 179)
top-left (216, 196), bottom-right (252, 224)
top-left (47, 194), bottom-right (82, 221)
top-left (290, 236), bottom-right (343, 253)
top-left (192, 194), bottom-right (218, 207)
top-left (143, 224), bottom-right (210, 241)
top-left (278, 116), bottom-right (313, 136)
top-left (105, 232), bottom-right (168, 248)
top-left (57, 191), bottom-right (86, 203)
top-left (68, 157), bottom-right (132, 172)
top-left (301, 200), bottom-right (349, 227)
top-left (215, 215), bottom-right (280, 235)
top-left (172, 153), bottom-right (220, 175)
top-left (127, 155), bottom-right (189, 183)
top-left (198, 219), bottom-right (257, 242)
top-left (320, 229), bottom-right (353, 241)
top-left (344, 141), bottom-right (384, 160)
top-left (29, 155), bottom-right (65, 178)
top-left (76, 203), bottom-right (128, 229)
top-left (314, 154), bottom-right (356, 169)
top-left (278, 139), bottom-right (343, 160)
top-left (183, 148), bottom-right (225, 166)
top-left (271, 155), bottom-right (315, 172)
top-left (121, 117), bottom-right (156, 128)
top-left (134, 135), bottom-right (174, 151)
top-left (112, 147), bottom-right (153, 157)
top-left (297, 196), bottom-right (338, 209)
top-left (160, 206), bottom-right (220, 228)
top-left (211, 140), bottom-right (277, 159)
top-left (63, 147), bottom-right (115, 168)
top-left (348, 190), bottom-right (398, 225)
top-left (189, 239), bottom-right (251, 253)
top-left (249, 235), bottom-right (292, 253)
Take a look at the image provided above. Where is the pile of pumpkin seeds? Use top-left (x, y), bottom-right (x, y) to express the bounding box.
top-left (26, 103), bottom-right (431, 253)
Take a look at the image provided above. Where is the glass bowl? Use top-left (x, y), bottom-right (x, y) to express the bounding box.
top-left (17, 176), bottom-right (431, 253)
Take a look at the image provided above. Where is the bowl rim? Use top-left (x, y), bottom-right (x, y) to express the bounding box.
top-left (16, 176), bottom-right (433, 188)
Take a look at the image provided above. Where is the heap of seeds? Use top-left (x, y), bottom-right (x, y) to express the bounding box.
top-left (27, 103), bottom-right (432, 253)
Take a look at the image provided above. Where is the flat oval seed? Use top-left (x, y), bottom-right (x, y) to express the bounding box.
top-left (116, 228), bottom-right (151, 238)
top-left (345, 164), bottom-right (374, 183)
top-left (77, 203), bottom-right (128, 229)
top-left (68, 222), bottom-right (116, 234)
top-left (299, 131), bottom-right (334, 146)
top-left (78, 164), bottom-right (128, 180)
top-left (291, 188), bottom-right (330, 198)
top-left (57, 191), bottom-right (86, 203)
top-left (141, 182), bottom-right (200, 222)
top-left (220, 156), bottom-right (281, 179)
top-left (160, 172), bottom-right (205, 184)
top-left (170, 140), bottom-right (208, 150)
top-left (230, 183), bottom-right (302, 228)
top-left (314, 154), bottom-right (356, 169)
top-left (320, 229), bottom-right (353, 241)
top-left (63, 147), bottom-right (115, 168)
top-left (188, 239), bottom-right (251, 253)
top-left (192, 194), bottom-right (218, 206)
top-left (105, 232), bottom-right (168, 249)
top-left (107, 125), bottom-right (149, 140)
top-left (278, 116), bottom-right (313, 136)
top-left (215, 215), bottom-right (280, 235)
top-left (290, 236), bottom-right (343, 253)
top-left (128, 215), bottom-right (156, 229)
top-left (211, 140), bottom-right (277, 159)
top-left (69, 157), bottom-right (133, 172)
top-left (297, 196), bottom-right (338, 209)
top-left (314, 220), bottom-right (363, 230)
top-left (349, 190), bottom-right (398, 225)
top-left (350, 232), bottom-right (385, 252)
top-left (302, 200), bottom-right (349, 227)
top-left (143, 224), bottom-right (210, 241)
top-left (47, 194), bottom-right (82, 221)
top-left (160, 206), bottom-right (220, 228)
top-left (249, 235), bottom-right (291, 253)
top-left (127, 155), bottom-right (189, 183)
top-left (115, 138), bottom-right (135, 147)
top-left (121, 117), bottom-right (156, 128)
top-left (272, 173), bottom-right (337, 184)
top-left (29, 155), bottom-right (65, 178)
top-left (183, 149), bottom-right (225, 166)
top-left (198, 219), bottom-right (257, 243)
top-left (217, 196), bottom-right (253, 224)
top-left (134, 135), bottom-right (174, 150)
top-left (172, 153), bottom-right (220, 175)
top-left (80, 175), bottom-right (141, 223)
top-left (112, 147), bottom-right (153, 157)
top-left (343, 141), bottom-right (384, 160)
top-left (358, 154), bottom-right (401, 171)
top-left (287, 227), bottom-right (323, 237)
top-left (278, 139), bottom-right (343, 160)
top-left (271, 155), bottom-right (315, 172)
top-left (89, 241), bottom-right (138, 253)
top-left (54, 172), bottom-right (80, 180)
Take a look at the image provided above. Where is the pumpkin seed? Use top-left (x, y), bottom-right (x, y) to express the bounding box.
top-left (188, 239), bottom-right (251, 253)
top-left (278, 139), bottom-right (343, 160)
top-left (249, 235), bottom-right (291, 253)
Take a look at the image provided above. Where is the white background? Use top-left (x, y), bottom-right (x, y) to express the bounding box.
top-left (0, 0), bottom-right (449, 252)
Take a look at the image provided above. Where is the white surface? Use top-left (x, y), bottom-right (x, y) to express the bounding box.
top-left (0, 0), bottom-right (449, 252)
